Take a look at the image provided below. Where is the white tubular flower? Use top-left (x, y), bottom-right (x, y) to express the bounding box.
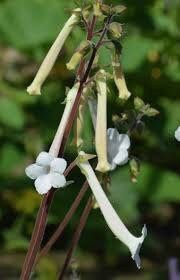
top-left (49, 83), bottom-right (79, 157)
top-left (95, 70), bottom-right (111, 173)
top-left (88, 99), bottom-right (130, 171)
top-left (107, 128), bottom-right (130, 170)
top-left (112, 51), bottom-right (131, 100)
top-left (78, 151), bottom-right (147, 269)
top-left (175, 126), bottom-right (180, 141)
top-left (27, 10), bottom-right (80, 95)
top-left (25, 151), bottom-right (67, 195)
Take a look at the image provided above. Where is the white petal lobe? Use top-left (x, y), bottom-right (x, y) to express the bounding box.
top-left (50, 173), bottom-right (66, 188)
top-left (175, 126), bottom-right (180, 141)
top-left (50, 158), bottom-right (67, 174)
top-left (34, 175), bottom-right (52, 194)
top-left (36, 151), bottom-right (54, 166)
top-left (25, 164), bottom-right (47, 179)
top-left (118, 134), bottom-right (130, 149)
top-left (113, 149), bottom-right (129, 165)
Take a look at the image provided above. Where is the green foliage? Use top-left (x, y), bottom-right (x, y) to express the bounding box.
top-left (0, 98), bottom-right (25, 129)
top-left (0, 144), bottom-right (24, 175)
top-left (3, 218), bottom-right (29, 251)
top-left (110, 167), bottom-right (139, 222)
top-left (121, 34), bottom-right (158, 72)
top-left (0, 0), bottom-right (70, 49)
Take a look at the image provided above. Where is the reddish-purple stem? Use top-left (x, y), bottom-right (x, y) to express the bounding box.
top-left (36, 181), bottom-right (89, 263)
top-left (58, 197), bottom-right (92, 280)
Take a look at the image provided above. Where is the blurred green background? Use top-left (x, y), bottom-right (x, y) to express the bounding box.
top-left (0, 0), bottom-right (180, 279)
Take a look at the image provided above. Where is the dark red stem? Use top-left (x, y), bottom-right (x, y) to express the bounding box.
top-left (20, 161), bottom-right (76, 279)
top-left (58, 197), bottom-right (92, 280)
top-left (36, 181), bottom-right (89, 263)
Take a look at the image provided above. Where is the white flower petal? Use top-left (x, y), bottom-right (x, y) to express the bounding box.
top-left (131, 225), bottom-right (147, 269)
top-left (118, 134), bottom-right (130, 149)
top-left (107, 128), bottom-right (120, 165)
top-left (25, 164), bottom-right (47, 180)
top-left (50, 158), bottom-right (67, 174)
top-left (107, 128), bottom-right (130, 169)
top-left (175, 126), bottom-right (180, 142)
top-left (34, 174), bottom-right (52, 195)
top-left (50, 173), bottom-right (66, 188)
top-left (36, 151), bottom-right (54, 166)
top-left (113, 149), bottom-right (129, 166)
top-left (107, 128), bottom-right (120, 142)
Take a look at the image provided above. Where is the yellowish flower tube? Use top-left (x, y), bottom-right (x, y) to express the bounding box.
top-left (95, 70), bottom-right (111, 172)
top-left (27, 10), bottom-right (80, 95)
top-left (112, 50), bottom-right (131, 100)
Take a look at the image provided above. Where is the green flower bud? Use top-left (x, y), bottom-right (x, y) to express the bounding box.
top-left (112, 5), bottom-right (126, 14)
top-left (144, 108), bottom-right (159, 117)
top-left (130, 158), bottom-right (140, 183)
top-left (134, 97), bottom-right (145, 111)
top-left (66, 40), bottom-right (91, 71)
top-left (99, 4), bottom-right (111, 15)
top-left (93, 2), bottom-right (103, 17)
top-left (108, 22), bottom-right (123, 40)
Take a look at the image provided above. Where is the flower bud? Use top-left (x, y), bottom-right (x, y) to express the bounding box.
top-left (108, 22), bottom-right (123, 40)
top-left (27, 10), bottom-right (80, 95)
top-left (66, 40), bottom-right (91, 71)
top-left (112, 50), bottom-right (131, 100)
top-left (99, 4), bottom-right (111, 15)
top-left (93, 2), bottom-right (103, 17)
top-left (95, 70), bottom-right (111, 173)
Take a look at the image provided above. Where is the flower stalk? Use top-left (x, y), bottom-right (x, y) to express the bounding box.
top-left (27, 11), bottom-right (80, 95)
top-left (78, 152), bottom-right (147, 268)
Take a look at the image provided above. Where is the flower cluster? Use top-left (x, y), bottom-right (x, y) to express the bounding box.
top-left (23, 2), bottom-right (161, 274)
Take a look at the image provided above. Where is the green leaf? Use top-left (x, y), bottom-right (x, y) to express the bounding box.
top-left (160, 98), bottom-right (180, 138)
top-left (165, 60), bottom-right (180, 82)
top-left (121, 34), bottom-right (157, 72)
top-left (0, 98), bottom-right (25, 129)
top-left (135, 163), bottom-right (180, 203)
top-left (110, 167), bottom-right (139, 222)
top-left (0, 0), bottom-right (70, 49)
top-left (0, 144), bottom-right (23, 175)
